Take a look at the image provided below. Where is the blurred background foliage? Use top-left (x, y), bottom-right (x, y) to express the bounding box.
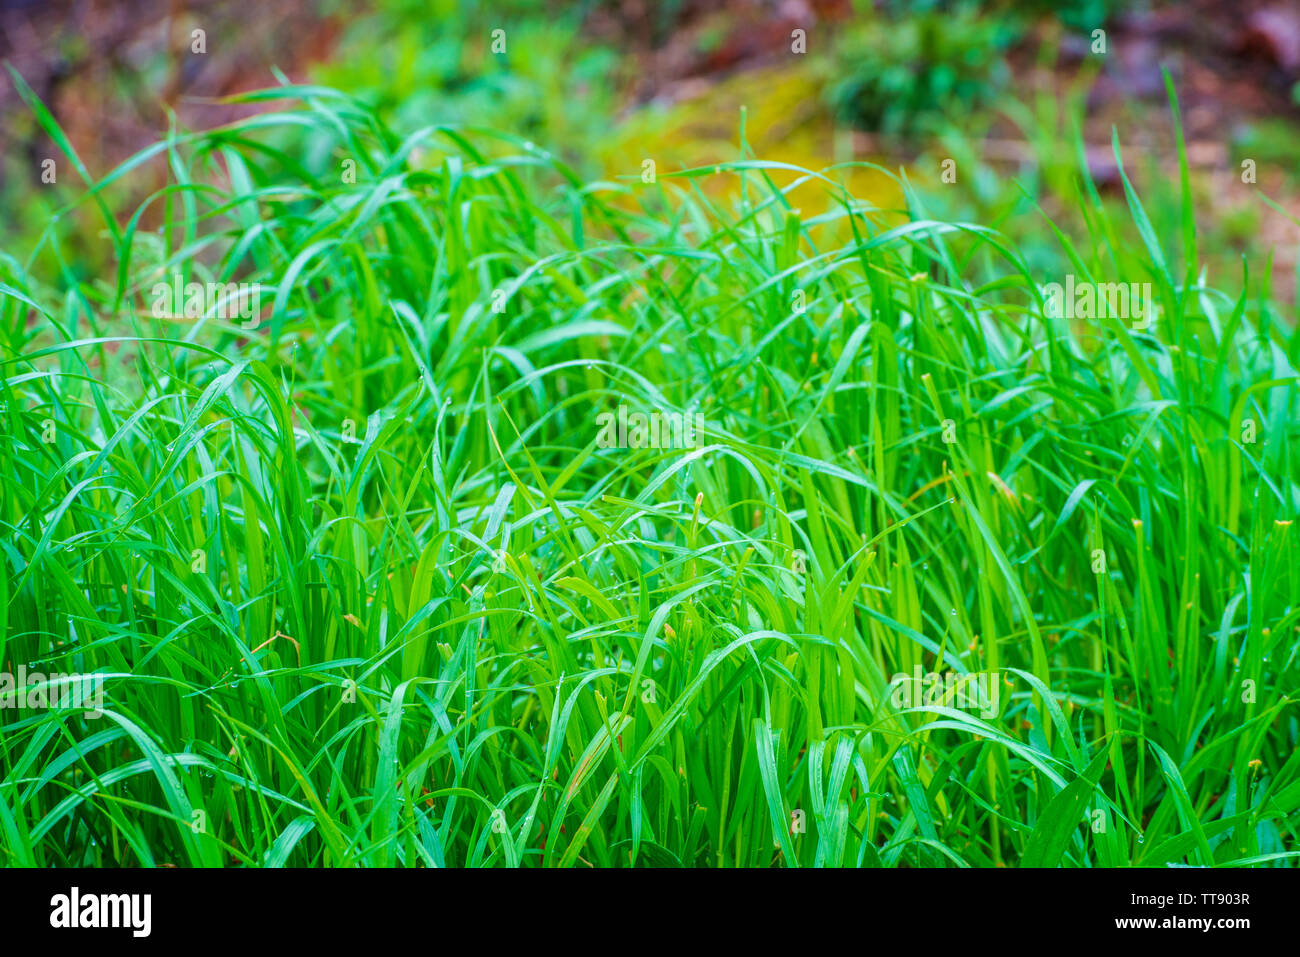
top-left (3, 0), bottom-right (1300, 302)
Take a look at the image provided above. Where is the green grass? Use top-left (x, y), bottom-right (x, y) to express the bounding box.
top-left (1, 76), bottom-right (1298, 868)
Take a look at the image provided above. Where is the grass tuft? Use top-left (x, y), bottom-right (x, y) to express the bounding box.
top-left (1, 82), bottom-right (1297, 867)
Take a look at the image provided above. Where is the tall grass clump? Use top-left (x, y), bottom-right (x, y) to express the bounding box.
top-left (1, 78), bottom-right (1297, 867)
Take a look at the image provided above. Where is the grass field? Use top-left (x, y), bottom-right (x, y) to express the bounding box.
top-left (2, 75), bottom-right (1298, 868)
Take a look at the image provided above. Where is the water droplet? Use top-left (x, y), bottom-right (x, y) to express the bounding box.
top-left (950, 608), bottom-right (957, 616)
top-left (1137, 834), bottom-right (1144, 844)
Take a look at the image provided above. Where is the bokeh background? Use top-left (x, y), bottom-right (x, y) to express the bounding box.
top-left (4, 0), bottom-right (1300, 297)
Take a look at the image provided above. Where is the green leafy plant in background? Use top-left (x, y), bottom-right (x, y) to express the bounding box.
top-left (1, 72), bottom-right (1297, 868)
top-left (827, 3), bottom-right (1020, 138)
